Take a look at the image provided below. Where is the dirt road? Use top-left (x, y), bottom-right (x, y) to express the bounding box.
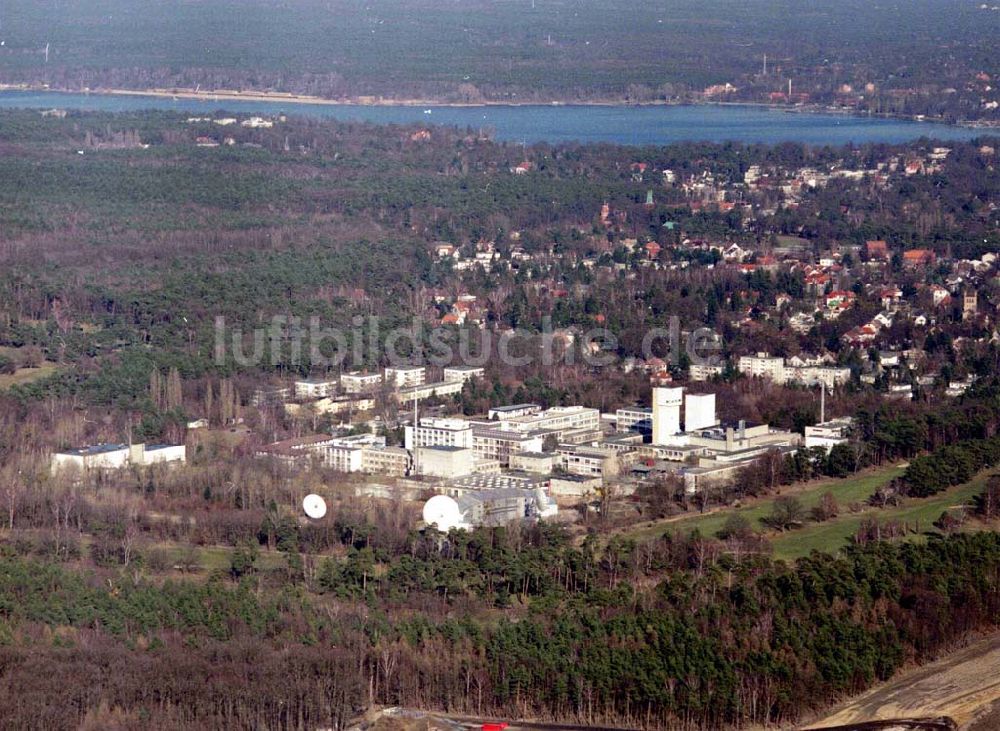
top-left (802, 633), bottom-right (1000, 730)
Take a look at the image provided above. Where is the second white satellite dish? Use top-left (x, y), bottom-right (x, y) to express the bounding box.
top-left (302, 494), bottom-right (327, 520)
top-left (422, 494), bottom-right (463, 532)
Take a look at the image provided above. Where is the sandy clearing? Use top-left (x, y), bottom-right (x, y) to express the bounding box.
top-left (802, 633), bottom-right (1000, 729)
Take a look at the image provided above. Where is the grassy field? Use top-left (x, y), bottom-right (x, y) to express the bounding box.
top-left (623, 465), bottom-right (905, 545)
top-left (0, 346), bottom-right (59, 389)
top-left (771, 469), bottom-right (996, 561)
top-left (151, 543), bottom-right (290, 574)
top-left (0, 363), bottom-right (59, 390)
top-left (622, 463), bottom-right (997, 561)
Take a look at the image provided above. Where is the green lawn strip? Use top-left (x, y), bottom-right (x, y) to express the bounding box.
top-left (152, 543), bottom-right (288, 573)
top-left (769, 469), bottom-right (995, 561)
top-left (657, 466), bottom-right (906, 541)
top-left (0, 363), bottom-right (59, 389)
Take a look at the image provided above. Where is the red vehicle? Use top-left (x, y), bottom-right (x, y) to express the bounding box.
top-left (481, 724), bottom-right (508, 731)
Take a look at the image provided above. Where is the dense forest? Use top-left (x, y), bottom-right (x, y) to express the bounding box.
top-left (0, 0), bottom-right (998, 120)
top-left (0, 523), bottom-right (997, 729)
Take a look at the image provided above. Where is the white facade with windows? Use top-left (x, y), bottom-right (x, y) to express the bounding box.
top-left (361, 446), bottom-right (412, 476)
top-left (341, 372), bottom-right (383, 393)
top-left (405, 418), bottom-right (474, 451)
top-left (471, 428), bottom-right (544, 466)
top-left (384, 366), bottom-right (427, 389)
top-left (294, 378), bottom-right (339, 399)
top-left (804, 418), bottom-right (853, 451)
top-left (443, 366), bottom-right (485, 383)
top-left (616, 406), bottom-right (653, 433)
top-left (398, 379), bottom-right (464, 403)
top-left (738, 354), bottom-right (786, 382)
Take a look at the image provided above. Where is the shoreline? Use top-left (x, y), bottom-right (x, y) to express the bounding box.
top-left (1, 84), bottom-right (994, 129)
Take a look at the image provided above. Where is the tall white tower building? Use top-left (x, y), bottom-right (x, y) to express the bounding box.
top-left (684, 393), bottom-right (717, 432)
top-left (652, 387), bottom-right (683, 445)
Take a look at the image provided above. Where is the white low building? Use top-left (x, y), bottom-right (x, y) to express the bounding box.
top-left (133, 444), bottom-right (187, 466)
top-left (398, 379), bottom-right (464, 403)
top-left (804, 418), bottom-right (853, 451)
top-left (488, 404), bottom-right (541, 420)
top-left (52, 442), bottom-right (186, 473)
top-left (285, 396), bottom-right (376, 418)
top-left (509, 451), bottom-right (557, 474)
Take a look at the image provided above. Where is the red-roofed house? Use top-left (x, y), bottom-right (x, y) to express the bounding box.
top-left (826, 290), bottom-right (856, 309)
top-left (805, 272), bottom-right (831, 289)
top-left (879, 287), bottom-right (903, 309)
top-left (842, 324), bottom-right (878, 346)
top-left (929, 284), bottom-right (952, 307)
top-left (865, 240), bottom-right (890, 260)
top-left (903, 249), bottom-right (936, 268)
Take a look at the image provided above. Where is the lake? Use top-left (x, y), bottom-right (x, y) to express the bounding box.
top-left (0, 90), bottom-right (983, 146)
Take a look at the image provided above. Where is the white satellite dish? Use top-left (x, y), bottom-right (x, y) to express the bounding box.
top-left (422, 494), bottom-right (463, 532)
top-left (302, 494), bottom-right (327, 520)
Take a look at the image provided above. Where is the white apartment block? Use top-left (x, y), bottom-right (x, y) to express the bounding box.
top-left (326, 434), bottom-right (386, 472)
top-left (689, 363), bottom-right (724, 382)
top-left (786, 366), bottom-right (852, 389)
top-left (255, 435), bottom-right (338, 467)
top-left (738, 353), bottom-right (786, 382)
top-left (294, 378), bottom-right (339, 400)
top-left (405, 418), bottom-right (474, 451)
top-left (341, 372), bottom-right (383, 394)
top-left (471, 428), bottom-right (545, 466)
top-left (361, 446), bottom-right (412, 476)
top-left (616, 407), bottom-right (653, 433)
top-left (251, 386), bottom-right (291, 407)
top-left (737, 354), bottom-right (849, 389)
top-left (443, 366), bottom-right (486, 383)
top-left (260, 433), bottom-right (411, 476)
top-left (384, 366), bottom-right (427, 389)
top-left (556, 445), bottom-right (618, 478)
